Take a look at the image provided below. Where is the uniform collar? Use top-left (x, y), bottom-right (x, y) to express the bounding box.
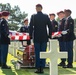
top-left (37, 11), bottom-right (42, 14)
top-left (66, 16), bottom-right (71, 20)
top-left (24, 25), bottom-right (28, 27)
top-left (50, 19), bottom-right (55, 21)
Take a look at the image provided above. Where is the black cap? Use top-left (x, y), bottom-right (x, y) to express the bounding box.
top-left (2, 11), bottom-right (10, 16)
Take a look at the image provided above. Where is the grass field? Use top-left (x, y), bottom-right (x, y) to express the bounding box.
top-left (0, 54), bottom-right (76, 75)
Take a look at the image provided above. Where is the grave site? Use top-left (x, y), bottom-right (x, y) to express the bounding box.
top-left (0, 31), bottom-right (76, 75)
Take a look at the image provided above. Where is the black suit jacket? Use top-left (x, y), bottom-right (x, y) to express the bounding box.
top-left (29, 12), bottom-right (52, 43)
top-left (0, 18), bottom-right (10, 44)
top-left (64, 17), bottom-right (75, 41)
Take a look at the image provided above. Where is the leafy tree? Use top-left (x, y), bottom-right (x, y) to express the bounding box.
top-left (0, 3), bottom-right (28, 30)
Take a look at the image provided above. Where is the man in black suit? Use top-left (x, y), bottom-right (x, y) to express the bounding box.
top-left (62, 9), bottom-right (75, 68)
top-left (49, 13), bottom-right (58, 32)
top-left (0, 11), bottom-right (11, 69)
top-left (29, 4), bottom-right (52, 73)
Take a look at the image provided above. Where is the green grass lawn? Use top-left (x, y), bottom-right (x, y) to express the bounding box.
top-left (0, 54), bottom-right (76, 75)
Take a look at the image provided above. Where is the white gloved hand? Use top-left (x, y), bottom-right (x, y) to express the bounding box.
top-left (56, 34), bottom-right (62, 37)
top-left (52, 35), bottom-right (56, 38)
top-left (61, 31), bottom-right (67, 35)
top-left (8, 35), bottom-right (11, 38)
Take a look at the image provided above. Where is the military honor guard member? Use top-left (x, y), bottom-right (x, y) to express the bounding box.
top-left (20, 18), bottom-right (30, 46)
top-left (62, 9), bottom-right (75, 68)
top-left (29, 4), bottom-right (52, 73)
top-left (49, 13), bottom-right (58, 32)
top-left (57, 11), bottom-right (67, 67)
top-left (0, 12), bottom-right (2, 66)
top-left (0, 11), bottom-right (11, 69)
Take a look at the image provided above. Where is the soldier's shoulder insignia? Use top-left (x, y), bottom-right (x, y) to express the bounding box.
top-left (55, 25), bottom-right (58, 27)
top-left (2, 24), bottom-right (4, 26)
top-left (70, 22), bottom-right (73, 24)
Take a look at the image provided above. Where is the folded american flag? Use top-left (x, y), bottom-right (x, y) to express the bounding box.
top-left (9, 30), bottom-right (30, 40)
top-left (52, 31), bottom-right (62, 36)
top-left (52, 31), bottom-right (62, 38)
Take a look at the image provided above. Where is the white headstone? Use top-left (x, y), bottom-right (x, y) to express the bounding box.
top-left (40, 40), bottom-right (67, 75)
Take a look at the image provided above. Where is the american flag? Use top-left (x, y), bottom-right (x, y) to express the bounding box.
top-left (9, 30), bottom-right (30, 40)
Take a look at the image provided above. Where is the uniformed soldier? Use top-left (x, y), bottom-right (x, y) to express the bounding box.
top-left (20, 18), bottom-right (30, 46)
top-left (49, 13), bottom-right (58, 32)
top-left (20, 19), bottom-right (29, 33)
top-left (0, 12), bottom-right (2, 66)
top-left (29, 4), bottom-right (52, 73)
top-left (62, 9), bottom-right (75, 68)
top-left (0, 11), bottom-right (11, 69)
top-left (57, 11), bottom-right (66, 67)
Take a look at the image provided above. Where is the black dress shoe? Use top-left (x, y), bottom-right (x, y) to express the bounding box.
top-left (58, 62), bottom-right (65, 67)
top-left (63, 64), bottom-right (73, 68)
top-left (0, 64), bottom-right (1, 67)
top-left (35, 69), bottom-right (40, 73)
top-left (2, 65), bottom-right (11, 69)
top-left (40, 68), bottom-right (44, 73)
top-left (35, 70), bottom-right (44, 73)
top-left (0, 62), bottom-right (1, 67)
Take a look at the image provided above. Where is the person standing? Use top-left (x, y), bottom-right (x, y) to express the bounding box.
top-left (0, 11), bottom-right (11, 69)
top-left (57, 11), bottom-right (66, 67)
top-left (29, 4), bottom-right (52, 73)
top-left (20, 19), bottom-right (30, 46)
top-left (49, 13), bottom-right (58, 32)
top-left (0, 12), bottom-right (2, 66)
top-left (62, 9), bottom-right (75, 68)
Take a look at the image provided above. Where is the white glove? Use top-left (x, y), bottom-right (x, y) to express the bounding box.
top-left (56, 34), bottom-right (62, 37)
top-left (8, 35), bottom-right (11, 38)
top-left (52, 35), bottom-right (56, 38)
top-left (61, 31), bottom-right (67, 35)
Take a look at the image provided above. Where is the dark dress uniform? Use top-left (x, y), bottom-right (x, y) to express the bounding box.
top-left (0, 12), bottom-right (2, 65)
top-left (0, 18), bottom-right (10, 67)
top-left (20, 25), bottom-right (29, 33)
top-left (58, 18), bottom-right (66, 65)
top-left (0, 12), bottom-right (2, 38)
top-left (0, 18), bottom-right (2, 65)
top-left (63, 16), bottom-right (75, 67)
top-left (20, 25), bottom-right (31, 46)
top-left (51, 20), bottom-right (58, 32)
top-left (29, 11), bottom-right (52, 69)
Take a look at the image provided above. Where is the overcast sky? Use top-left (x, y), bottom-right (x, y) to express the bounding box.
top-left (0, 0), bottom-right (76, 20)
